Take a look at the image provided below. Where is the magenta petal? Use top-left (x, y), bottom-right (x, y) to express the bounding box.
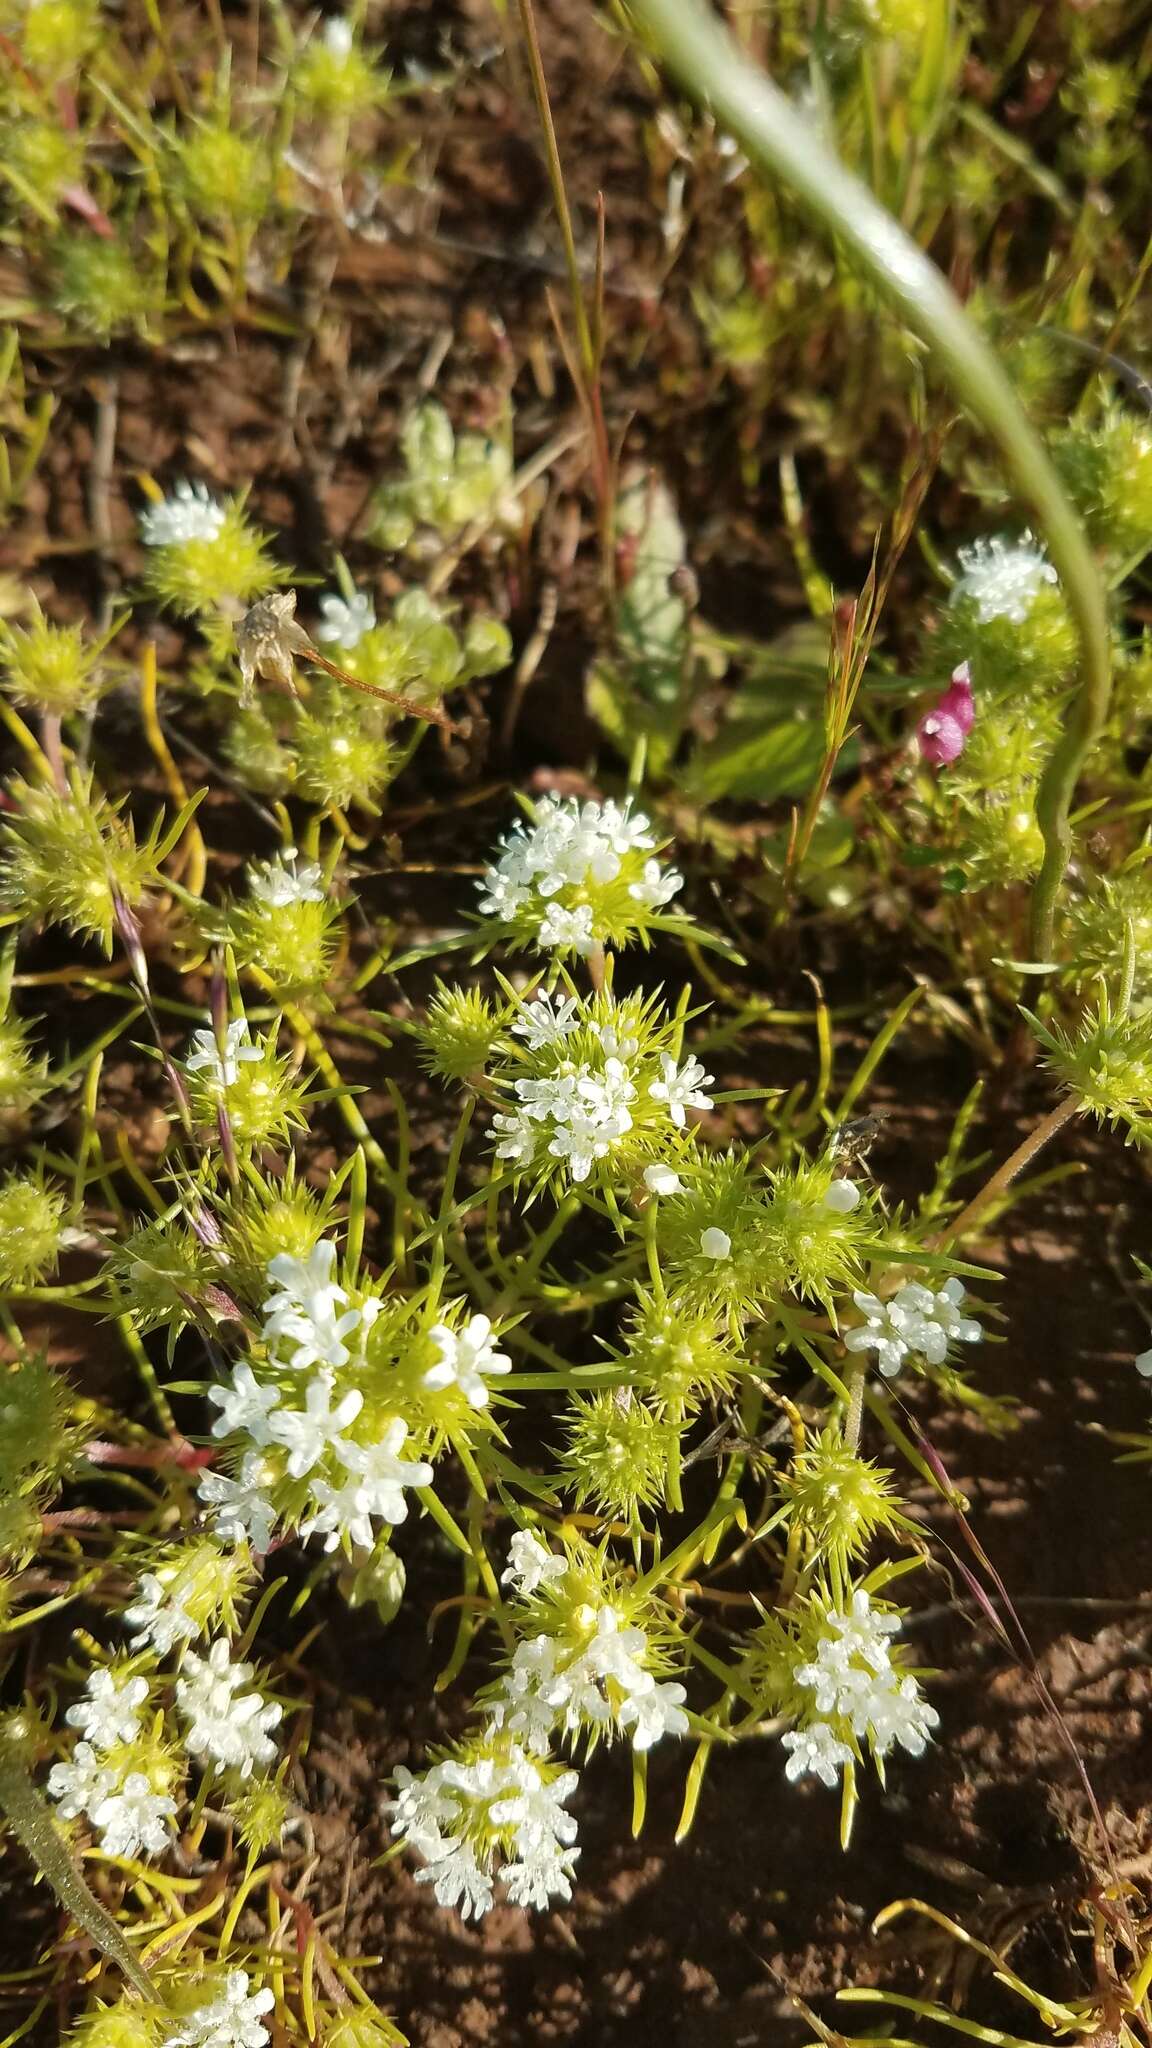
top-left (917, 711), bottom-right (966, 765)
top-left (916, 662), bottom-right (975, 765)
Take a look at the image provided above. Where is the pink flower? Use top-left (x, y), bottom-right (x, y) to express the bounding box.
top-left (916, 662), bottom-right (975, 766)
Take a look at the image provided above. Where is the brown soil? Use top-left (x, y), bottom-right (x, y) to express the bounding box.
top-left (5, 3), bottom-right (1152, 2045)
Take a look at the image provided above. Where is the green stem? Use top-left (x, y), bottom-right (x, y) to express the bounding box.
top-left (0, 1724), bottom-right (158, 2003)
top-left (628, 0), bottom-right (1111, 961)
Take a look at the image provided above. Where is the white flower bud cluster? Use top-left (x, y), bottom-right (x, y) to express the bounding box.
top-left (951, 533), bottom-right (1058, 624)
top-left (315, 589), bottom-right (376, 648)
top-left (198, 1241), bottom-right (436, 1555)
top-left (387, 1741), bottom-right (580, 1919)
top-left (477, 795), bottom-right (683, 954)
top-left (781, 1590), bottom-right (939, 1789)
top-left (48, 1666), bottom-right (176, 1860)
top-left (138, 480), bottom-right (227, 548)
top-left (164, 1971), bottom-right (275, 2048)
top-left (175, 1639), bottom-right (282, 1779)
top-left (493, 1013), bottom-right (713, 1187)
top-left (844, 1277), bottom-right (982, 1378)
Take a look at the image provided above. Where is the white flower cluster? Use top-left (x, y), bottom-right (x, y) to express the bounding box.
top-left (246, 852), bottom-right (326, 908)
top-left (139, 480), bottom-right (227, 549)
top-left (388, 1742), bottom-right (579, 1919)
top-left (844, 1277), bottom-right (981, 1378)
top-left (781, 1590), bottom-right (939, 1789)
top-left (951, 533), bottom-right (1058, 625)
top-left (477, 796), bottom-right (683, 954)
top-left (164, 1971), bottom-right (275, 2048)
top-left (199, 1242), bottom-right (441, 1554)
top-left (491, 1602), bottom-right (689, 1755)
top-left (48, 1666), bottom-right (176, 1860)
top-left (175, 1639), bottom-right (282, 1779)
top-left (315, 589), bottom-right (376, 647)
top-left (493, 1015), bottom-right (713, 1186)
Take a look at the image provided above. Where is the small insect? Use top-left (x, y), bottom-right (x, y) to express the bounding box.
top-left (826, 1111), bottom-right (888, 1170)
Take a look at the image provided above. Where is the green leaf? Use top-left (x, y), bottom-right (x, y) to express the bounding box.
top-left (686, 716), bottom-right (826, 803)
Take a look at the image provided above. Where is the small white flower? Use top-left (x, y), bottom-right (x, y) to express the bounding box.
top-left (628, 858), bottom-right (683, 909)
top-left (65, 1669), bottom-right (149, 1749)
top-left (643, 1162), bottom-right (682, 1196)
top-left (511, 992), bottom-right (582, 1050)
top-left (951, 533), bottom-right (1058, 625)
top-left (262, 1241), bottom-right (363, 1372)
top-left (124, 1574), bottom-right (199, 1656)
top-left (492, 1107), bottom-right (537, 1168)
top-left (207, 1361), bottom-right (280, 1446)
top-left (302, 1417), bottom-right (432, 1549)
top-left (648, 1052), bottom-right (714, 1128)
top-left (164, 1970), bottom-right (276, 2048)
top-left (536, 902), bottom-right (596, 954)
top-left (139, 480), bottom-right (226, 548)
top-left (781, 1722), bottom-right (854, 1788)
top-left (176, 1640), bottom-right (282, 1780)
top-left (824, 1178), bottom-right (860, 1214)
top-left (198, 1455), bottom-right (279, 1554)
top-left (246, 853), bottom-right (326, 908)
top-left (315, 590), bottom-right (376, 647)
top-left (322, 14), bottom-right (355, 57)
top-left (267, 1374), bottom-right (364, 1478)
top-left (423, 1314), bottom-right (512, 1409)
top-left (90, 1773), bottom-right (177, 1859)
top-left (700, 1227), bottom-right (731, 1260)
top-left (387, 1743), bottom-right (580, 1921)
top-left (186, 1019), bottom-right (263, 1091)
top-left (616, 1678), bottom-right (689, 1751)
top-left (502, 1530), bottom-right (566, 1597)
top-left (1137, 1345), bottom-right (1152, 1377)
top-left (48, 1741), bottom-right (114, 1820)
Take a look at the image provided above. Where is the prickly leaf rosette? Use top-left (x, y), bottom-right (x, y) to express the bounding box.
top-left (488, 986), bottom-right (713, 1195)
top-left (485, 1531), bottom-right (689, 1759)
top-left (476, 795), bottom-right (686, 957)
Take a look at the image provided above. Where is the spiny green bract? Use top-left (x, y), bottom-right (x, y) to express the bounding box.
top-left (291, 18), bottom-right (390, 119)
top-left (222, 704), bottom-right (295, 797)
top-left (182, 1026), bottom-right (314, 1150)
top-left (112, 1219), bottom-right (220, 1344)
top-left (0, 119), bottom-right (85, 220)
top-left (292, 693), bottom-right (397, 812)
top-left (169, 122), bottom-right (275, 230)
top-left (416, 983), bottom-right (506, 1085)
top-left (1027, 995), bottom-right (1152, 1145)
top-left (1065, 862), bottom-right (1152, 997)
top-left (930, 582), bottom-right (1078, 697)
top-left (559, 1392), bottom-right (670, 1521)
top-left (0, 1350), bottom-right (76, 1495)
top-left (0, 602), bottom-right (109, 716)
top-left (0, 1003), bottom-right (48, 1117)
top-left (0, 771), bottom-right (164, 953)
top-left (778, 1427), bottom-right (901, 1561)
top-left (49, 233), bottom-right (160, 343)
top-left (1053, 407), bottom-right (1152, 561)
top-left (0, 1173), bottom-right (65, 1288)
top-left (655, 1152), bottom-right (877, 1318)
top-left (613, 1290), bottom-right (739, 1414)
top-left (227, 1771), bottom-right (292, 1858)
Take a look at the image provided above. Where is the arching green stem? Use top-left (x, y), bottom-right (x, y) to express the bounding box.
top-left (628, 0), bottom-right (1111, 959)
